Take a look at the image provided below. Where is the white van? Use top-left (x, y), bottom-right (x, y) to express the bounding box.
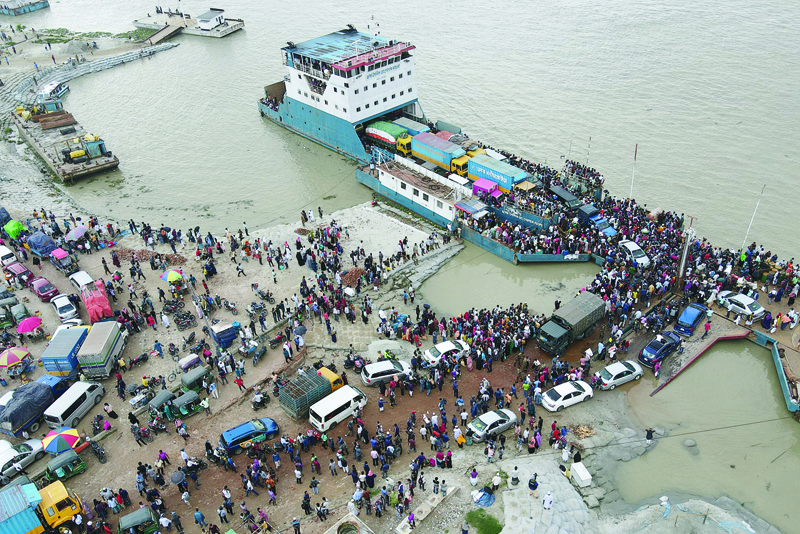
top-left (0, 246), bottom-right (16, 267)
top-left (43, 382), bottom-right (104, 429)
top-left (309, 385), bottom-right (368, 432)
top-left (618, 240), bottom-right (651, 268)
top-left (68, 271), bottom-right (94, 291)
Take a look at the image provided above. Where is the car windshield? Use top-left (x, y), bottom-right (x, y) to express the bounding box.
top-left (391, 361), bottom-right (404, 372)
top-left (57, 303), bottom-right (72, 314)
top-left (599, 368), bottom-right (613, 380)
top-left (545, 389), bottom-right (561, 402)
top-left (471, 418), bottom-right (488, 431)
top-left (597, 220), bottom-right (610, 230)
top-left (39, 283), bottom-right (55, 293)
top-left (747, 302), bottom-right (762, 312)
top-left (250, 419), bottom-right (266, 431)
top-left (427, 347), bottom-right (441, 358)
top-left (631, 248), bottom-right (646, 259)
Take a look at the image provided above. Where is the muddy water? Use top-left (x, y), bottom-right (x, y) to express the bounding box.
top-left (617, 341), bottom-right (800, 533)
top-left (419, 241), bottom-right (600, 317)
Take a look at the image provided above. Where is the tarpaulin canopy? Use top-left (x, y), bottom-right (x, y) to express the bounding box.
top-left (81, 281), bottom-right (112, 323)
top-left (50, 248), bottom-right (69, 260)
top-left (4, 220), bottom-right (24, 239)
top-left (515, 180), bottom-right (537, 191)
top-left (0, 207), bottom-right (11, 227)
top-left (27, 231), bottom-right (57, 256)
top-left (490, 190), bottom-right (503, 198)
top-left (455, 198), bottom-right (488, 215)
top-left (0, 382), bottom-right (54, 433)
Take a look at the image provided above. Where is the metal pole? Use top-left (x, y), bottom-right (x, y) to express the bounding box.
top-left (741, 184), bottom-right (765, 251)
top-left (629, 144), bottom-right (637, 199)
top-left (586, 136), bottom-right (591, 166)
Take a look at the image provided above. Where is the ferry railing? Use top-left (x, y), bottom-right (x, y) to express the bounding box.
top-left (292, 62), bottom-right (331, 80)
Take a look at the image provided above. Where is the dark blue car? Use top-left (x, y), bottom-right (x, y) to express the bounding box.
top-left (638, 331), bottom-right (682, 368)
top-left (674, 303), bottom-right (708, 336)
top-left (219, 417), bottom-right (279, 454)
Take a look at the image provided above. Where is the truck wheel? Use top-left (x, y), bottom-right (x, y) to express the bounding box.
top-left (586, 325), bottom-right (596, 337)
top-left (29, 422), bottom-right (40, 433)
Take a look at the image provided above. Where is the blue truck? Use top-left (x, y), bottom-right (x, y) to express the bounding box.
top-left (25, 231), bottom-right (57, 259)
top-left (392, 117), bottom-right (430, 137)
top-left (467, 154), bottom-right (527, 193)
top-left (40, 328), bottom-right (88, 379)
top-left (0, 381), bottom-right (55, 438)
top-left (410, 132), bottom-right (469, 176)
top-left (578, 204), bottom-right (617, 237)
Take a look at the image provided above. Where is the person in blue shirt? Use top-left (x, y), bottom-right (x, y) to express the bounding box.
top-left (194, 508), bottom-right (207, 526)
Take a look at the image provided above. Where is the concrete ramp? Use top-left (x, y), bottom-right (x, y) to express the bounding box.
top-left (146, 24), bottom-right (183, 45)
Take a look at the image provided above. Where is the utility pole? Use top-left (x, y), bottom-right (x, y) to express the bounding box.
top-left (741, 185), bottom-right (766, 251)
top-left (676, 215), bottom-right (697, 292)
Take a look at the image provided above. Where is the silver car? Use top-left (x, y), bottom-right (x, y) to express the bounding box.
top-left (0, 439), bottom-right (46, 486)
top-left (594, 361), bottom-right (644, 390)
top-left (466, 409), bottom-right (518, 442)
top-left (717, 291), bottom-right (765, 320)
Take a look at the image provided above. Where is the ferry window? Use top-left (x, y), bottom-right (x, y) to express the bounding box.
top-left (344, 83), bottom-right (349, 88)
top-left (364, 86), bottom-right (368, 92)
top-left (399, 73), bottom-right (403, 79)
top-left (365, 104), bottom-right (369, 109)
top-left (298, 75), bottom-right (301, 79)
top-left (437, 201), bottom-right (443, 208)
top-left (383, 97), bottom-right (387, 102)
top-left (400, 91), bottom-right (404, 96)
top-left (335, 105), bottom-right (339, 109)
top-left (400, 183), bottom-right (407, 190)
top-left (413, 189), bottom-right (419, 197)
top-left (390, 77), bottom-right (394, 82)
top-left (304, 92), bottom-right (308, 97)
top-left (354, 89), bottom-right (359, 94)
top-left (381, 61), bottom-right (387, 67)
top-left (407, 71), bottom-right (411, 75)
top-left (297, 90), bottom-right (301, 95)
top-left (343, 108), bottom-right (347, 112)
top-left (356, 107), bottom-right (361, 112)
top-left (382, 80), bottom-right (386, 85)
top-left (374, 101), bottom-right (378, 106)
top-left (409, 88), bottom-right (413, 92)
top-left (324, 100), bottom-right (328, 105)
top-left (334, 88), bottom-right (338, 93)
top-left (373, 83), bottom-right (377, 88)
top-left (392, 94), bottom-right (396, 99)
top-left (423, 193), bottom-right (429, 201)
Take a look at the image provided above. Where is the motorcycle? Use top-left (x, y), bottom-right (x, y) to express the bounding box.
top-left (207, 446), bottom-right (228, 465)
top-left (168, 343), bottom-right (179, 358)
top-left (223, 299), bottom-right (239, 315)
top-left (251, 394), bottom-right (270, 411)
top-left (182, 332), bottom-right (196, 351)
top-left (148, 416), bottom-right (170, 435)
top-left (255, 288), bottom-right (276, 304)
top-left (163, 299), bottom-right (185, 308)
top-left (253, 346), bottom-right (266, 366)
top-left (313, 360), bottom-right (337, 373)
top-left (181, 458), bottom-right (208, 474)
top-left (268, 332), bottom-right (287, 350)
top-left (188, 337), bottom-right (209, 354)
top-left (88, 438), bottom-right (107, 464)
top-left (137, 426), bottom-right (155, 443)
top-left (91, 414), bottom-right (104, 437)
top-left (128, 352), bottom-right (149, 368)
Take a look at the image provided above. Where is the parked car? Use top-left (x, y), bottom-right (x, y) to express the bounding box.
top-left (542, 380), bottom-right (593, 412)
top-left (594, 361), bottom-right (644, 390)
top-left (618, 240), bottom-right (651, 268)
top-left (30, 277), bottom-right (59, 302)
top-left (674, 303), bottom-right (708, 335)
top-left (4, 262), bottom-right (34, 287)
top-left (0, 438), bottom-right (46, 486)
top-left (466, 409), bottom-right (518, 442)
top-left (422, 340), bottom-right (469, 367)
top-left (219, 417), bottom-right (279, 455)
top-left (68, 270), bottom-right (94, 291)
top-left (51, 294), bottom-right (79, 321)
top-left (360, 360), bottom-right (413, 387)
top-left (716, 291), bottom-right (765, 320)
top-left (638, 331), bottom-right (682, 368)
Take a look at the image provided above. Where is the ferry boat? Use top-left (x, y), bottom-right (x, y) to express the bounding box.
top-left (258, 25), bottom-right (424, 164)
top-left (38, 82), bottom-right (70, 101)
top-left (0, 0), bottom-right (49, 16)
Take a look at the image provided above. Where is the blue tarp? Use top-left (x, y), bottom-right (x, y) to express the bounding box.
top-left (26, 231), bottom-right (57, 256)
top-left (455, 198), bottom-right (488, 215)
top-left (0, 207), bottom-right (11, 227)
top-left (474, 489), bottom-right (495, 507)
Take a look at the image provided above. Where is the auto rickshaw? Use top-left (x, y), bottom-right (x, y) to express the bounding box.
top-left (117, 506), bottom-right (159, 534)
top-left (172, 390), bottom-right (204, 418)
top-left (43, 449), bottom-right (87, 483)
top-left (0, 306), bottom-right (12, 329)
top-left (180, 366), bottom-right (210, 393)
top-left (148, 390), bottom-right (176, 421)
top-left (178, 353), bottom-right (201, 373)
top-left (10, 303), bottom-right (30, 323)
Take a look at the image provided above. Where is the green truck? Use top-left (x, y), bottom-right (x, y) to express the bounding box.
top-left (537, 292), bottom-right (606, 356)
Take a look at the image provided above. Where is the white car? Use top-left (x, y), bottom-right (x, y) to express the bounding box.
top-left (422, 340), bottom-right (469, 367)
top-left (542, 380), bottom-right (593, 412)
top-left (594, 361), bottom-right (644, 390)
top-left (0, 439), bottom-right (46, 486)
top-left (68, 270), bottom-right (94, 291)
top-left (717, 291), bottom-right (765, 320)
top-left (466, 409), bottom-right (518, 442)
top-left (51, 294), bottom-right (79, 321)
top-left (618, 240), bottom-right (651, 268)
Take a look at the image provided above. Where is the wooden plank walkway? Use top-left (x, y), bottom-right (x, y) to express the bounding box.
top-left (651, 318), bottom-right (749, 396)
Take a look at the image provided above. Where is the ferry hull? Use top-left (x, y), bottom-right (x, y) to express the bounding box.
top-left (0, 0), bottom-right (49, 15)
top-left (258, 96), bottom-right (369, 163)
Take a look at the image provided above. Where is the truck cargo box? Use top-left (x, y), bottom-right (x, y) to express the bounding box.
top-left (76, 321), bottom-right (126, 379)
top-left (279, 373), bottom-right (333, 420)
top-left (40, 328), bottom-right (88, 377)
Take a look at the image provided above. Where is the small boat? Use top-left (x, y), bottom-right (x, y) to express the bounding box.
top-left (38, 81), bottom-right (69, 100)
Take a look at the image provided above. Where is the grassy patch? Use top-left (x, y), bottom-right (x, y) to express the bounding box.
top-left (465, 509), bottom-right (502, 534)
top-left (114, 28), bottom-right (157, 41)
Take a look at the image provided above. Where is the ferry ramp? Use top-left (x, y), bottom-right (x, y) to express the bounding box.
top-left (146, 24), bottom-right (184, 45)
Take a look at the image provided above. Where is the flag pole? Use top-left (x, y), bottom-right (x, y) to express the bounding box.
top-left (742, 184), bottom-right (766, 251)
top-left (629, 144), bottom-right (637, 199)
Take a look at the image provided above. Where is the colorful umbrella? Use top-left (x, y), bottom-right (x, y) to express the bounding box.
top-left (160, 269), bottom-right (184, 282)
top-left (16, 316), bottom-right (42, 334)
top-left (3, 220), bottom-right (24, 239)
top-left (0, 347), bottom-right (30, 367)
top-left (41, 427), bottom-right (81, 455)
top-left (65, 226), bottom-right (89, 242)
